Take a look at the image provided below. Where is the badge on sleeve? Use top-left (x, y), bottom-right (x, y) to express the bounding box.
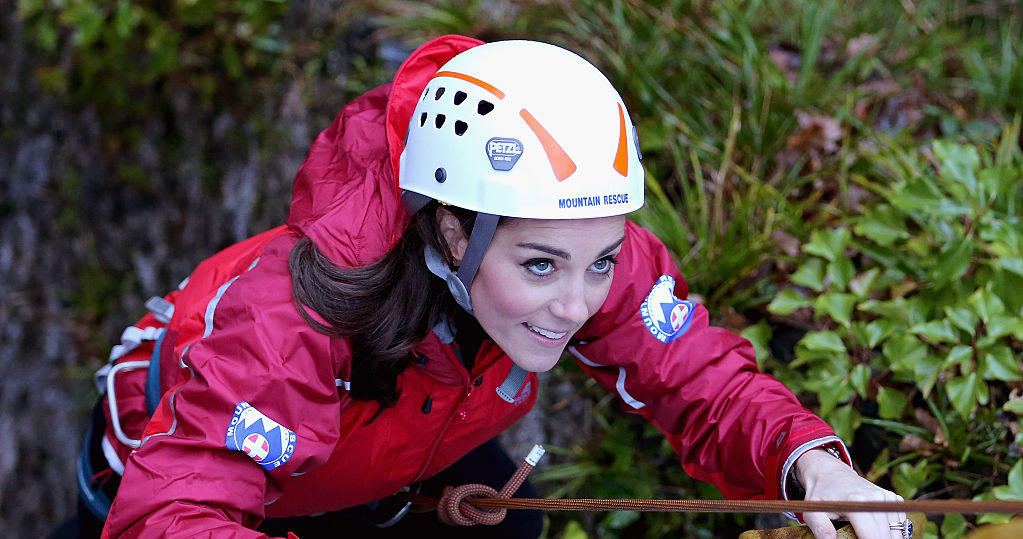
top-left (225, 402), bottom-right (297, 471)
top-left (640, 275), bottom-right (695, 343)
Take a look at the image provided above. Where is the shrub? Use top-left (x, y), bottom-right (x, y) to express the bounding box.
top-left (758, 118), bottom-right (1023, 535)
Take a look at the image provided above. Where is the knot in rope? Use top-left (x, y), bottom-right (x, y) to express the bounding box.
top-left (438, 483), bottom-right (506, 526)
top-left (437, 444), bottom-right (546, 527)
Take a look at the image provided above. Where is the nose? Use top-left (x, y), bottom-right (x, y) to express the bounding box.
top-left (549, 278), bottom-right (590, 325)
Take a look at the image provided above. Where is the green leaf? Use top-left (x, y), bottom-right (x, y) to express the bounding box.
top-left (944, 345), bottom-right (974, 370)
top-left (944, 306), bottom-right (978, 336)
top-left (928, 238), bottom-right (973, 285)
top-left (804, 228), bottom-right (850, 262)
top-left (914, 354), bottom-right (944, 397)
top-left (791, 258), bottom-right (826, 292)
top-left (113, 1), bottom-right (139, 38)
top-left (603, 510), bottom-right (640, 530)
top-left (979, 344), bottom-right (1023, 381)
top-left (860, 297), bottom-right (920, 326)
top-left (815, 293), bottom-right (856, 328)
top-left (933, 140), bottom-right (980, 195)
top-left (875, 386), bottom-right (906, 419)
top-left (992, 460), bottom-right (1023, 501)
top-left (990, 270), bottom-right (1023, 315)
top-left (560, 520), bottom-right (589, 539)
top-left (999, 257), bottom-right (1023, 276)
top-left (894, 179), bottom-right (971, 218)
top-left (946, 373), bottom-right (981, 419)
top-left (911, 320), bottom-right (959, 343)
top-left (850, 363), bottom-right (871, 399)
top-left (984, 314), bottom-right (1023, 341)
top-left (827, 404), bottom-right (861, 446)
top-left (892, 459), bottom-right (932, 499)
top-left (863, 319), bottom-right (893, 348)
top-left (800, 330), bottom-right (847, 353)
top-left (969, 287), bottom-right (1006, 325)
top-left (940, 513), bottom-right (967, 539)
top-left (768, 289), bottom-right (812, 315)
top-left (826, 257), bottom-right (855, 291)
top-left (739, 321), bottom-right (771, 369)
top-left (853, 205), bottom-right (906, 247)
top-left (848, 268), bottom-right (880, 299)
top-left (818, 376), bottom-right (852, 416)
top-left (883, 334), bottom-right (928, 373)
top-left (1005, 395), bottom-right (1023, 415)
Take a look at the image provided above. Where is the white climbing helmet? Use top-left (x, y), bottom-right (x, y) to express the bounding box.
top-left (399, 40), bottom-right (644, 219)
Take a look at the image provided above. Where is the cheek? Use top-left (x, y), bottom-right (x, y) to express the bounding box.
top-left (585, 278), bottom-right (614, 315)
top-left (473, 266), bottom-right (543, 320)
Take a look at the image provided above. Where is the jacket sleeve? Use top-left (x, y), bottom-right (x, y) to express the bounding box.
top-left (572, 221), bottom-right (848, 500)
top-left (103, 239), bottom-right (342, 538)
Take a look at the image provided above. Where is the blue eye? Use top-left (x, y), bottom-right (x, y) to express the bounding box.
top-left (590, 256), bottom-right (618, 274)
top-left (523, 259), bottom-right (555, 276)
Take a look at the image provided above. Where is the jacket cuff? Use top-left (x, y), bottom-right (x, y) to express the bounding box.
top-left (780, 436), bottom-right (852, 522)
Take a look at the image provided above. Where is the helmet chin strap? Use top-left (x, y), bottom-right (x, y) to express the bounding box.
top-left (422, 212), bottom-right (500, 316)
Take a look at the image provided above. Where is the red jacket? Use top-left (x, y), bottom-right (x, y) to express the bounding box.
top-left (104, 35), bottom-right (844, 537)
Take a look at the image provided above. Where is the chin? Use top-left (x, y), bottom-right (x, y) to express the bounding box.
top-left (508, 349), bottom-right (563, 373)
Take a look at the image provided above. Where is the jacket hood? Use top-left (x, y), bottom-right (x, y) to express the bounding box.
top-left (286, 34), bottom-right (484, 266)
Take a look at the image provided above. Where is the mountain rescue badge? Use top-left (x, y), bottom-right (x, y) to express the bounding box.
top-left (640, 275), bottom-right (695, 343)
top-left (226, 402), bottom-right (296, 471)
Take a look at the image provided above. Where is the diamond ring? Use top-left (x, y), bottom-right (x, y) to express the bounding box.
top-left (889, 518), bottom-right (913, 539)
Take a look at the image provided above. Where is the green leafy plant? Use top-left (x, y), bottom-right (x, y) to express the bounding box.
top-left (761, 118), bottom-right (1023, 527)
top-left (17, 0), bottom-right (294, 152)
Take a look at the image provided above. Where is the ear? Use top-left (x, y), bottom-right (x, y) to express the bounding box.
top-left (436, 208), bottom-right (469, 266)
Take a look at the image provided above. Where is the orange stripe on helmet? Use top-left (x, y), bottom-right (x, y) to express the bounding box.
top-left (433, 71), bottom-right (505, 99)
top-left (520, 109), bottom-right (577, 182)
top-left (613, 103), bottom-right (629, 177)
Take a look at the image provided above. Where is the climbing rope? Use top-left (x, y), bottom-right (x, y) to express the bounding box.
top-left (433, 444), bottom-right (546, 526)
top-left (401, 444), bottom-right (1023, 527)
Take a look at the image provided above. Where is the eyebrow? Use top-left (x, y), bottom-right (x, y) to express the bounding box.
top-left (516, 235), bottom-right (626, 261)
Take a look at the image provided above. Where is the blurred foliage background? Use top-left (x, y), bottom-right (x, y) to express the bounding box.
top-left (3, 0), bottom-right (1022, 537)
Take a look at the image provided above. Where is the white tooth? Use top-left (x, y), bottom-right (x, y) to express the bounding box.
top-left (527, 324), bottom-right (567, 339)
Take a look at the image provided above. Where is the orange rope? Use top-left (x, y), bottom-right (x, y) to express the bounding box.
top-left (462, 497), bottom-right (1023, 515)
top-left (406, 444), bottom-right (1023, 527)
top-left (435, 444), bottom-right (546, 526)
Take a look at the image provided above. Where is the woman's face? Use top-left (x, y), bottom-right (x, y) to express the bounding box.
top-left (464, 215), bottom-right (626, 372)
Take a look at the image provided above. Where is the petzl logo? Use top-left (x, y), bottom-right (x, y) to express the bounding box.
top-left (225, 402), bottom-right (296, 471)
top-left (639, 275), bottom-right (695, 343)
top-left (486, 137), bottom-right (524, 171)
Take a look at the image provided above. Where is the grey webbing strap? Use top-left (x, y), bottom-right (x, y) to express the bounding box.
top-left (496, 364), bottom-right (529, 403)
top-left (456, 212), bottom-right (500, 294)
top-left (401, 190), bottom-right (433, 215)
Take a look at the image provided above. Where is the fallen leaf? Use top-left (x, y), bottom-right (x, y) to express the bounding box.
top-left (899, 433), bottom-right (942, 456)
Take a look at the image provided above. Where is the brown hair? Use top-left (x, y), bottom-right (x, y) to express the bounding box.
top-left (288, 202), bottom-right (476, 410)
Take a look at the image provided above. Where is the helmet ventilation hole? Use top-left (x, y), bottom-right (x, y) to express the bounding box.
top-left (453, 91), bottom-right (467, 105)
top-left (454, 121), bottom-right (468, 136)
top-left (477, 100), bottom-right (494, 116)
top-left (435, 168), bottom-right (447, 183)
top-left (434, 87), bottom-right (446, 100)
top-left (419, 112), bottom-right (428, 127)
top-left (435, 114), bottom-right (446, 128)
top-left (422, 88), bottom-right (430, 101)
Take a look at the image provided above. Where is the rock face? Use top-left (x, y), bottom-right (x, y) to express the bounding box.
top-left (0, 3), bottom-right (313, 535)
top-left (0, 6), bottom-right (551, 536)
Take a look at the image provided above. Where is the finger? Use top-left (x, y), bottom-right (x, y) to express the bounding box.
top-left (886, 493), bottom-right (909, 539)
top-left (802, 511), bottom-right (838, 539)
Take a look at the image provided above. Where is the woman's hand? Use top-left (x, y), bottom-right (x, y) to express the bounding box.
top-left (794, 448), bottom-right (910, 539)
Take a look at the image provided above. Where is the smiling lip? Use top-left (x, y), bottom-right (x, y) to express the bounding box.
top-left (524, 323), bottom-right (570, 346)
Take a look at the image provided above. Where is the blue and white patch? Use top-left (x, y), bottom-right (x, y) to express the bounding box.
top-left (225, 402), bottom-right (296, 471)
top-left (640, 275), bottom-right (695, 343)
